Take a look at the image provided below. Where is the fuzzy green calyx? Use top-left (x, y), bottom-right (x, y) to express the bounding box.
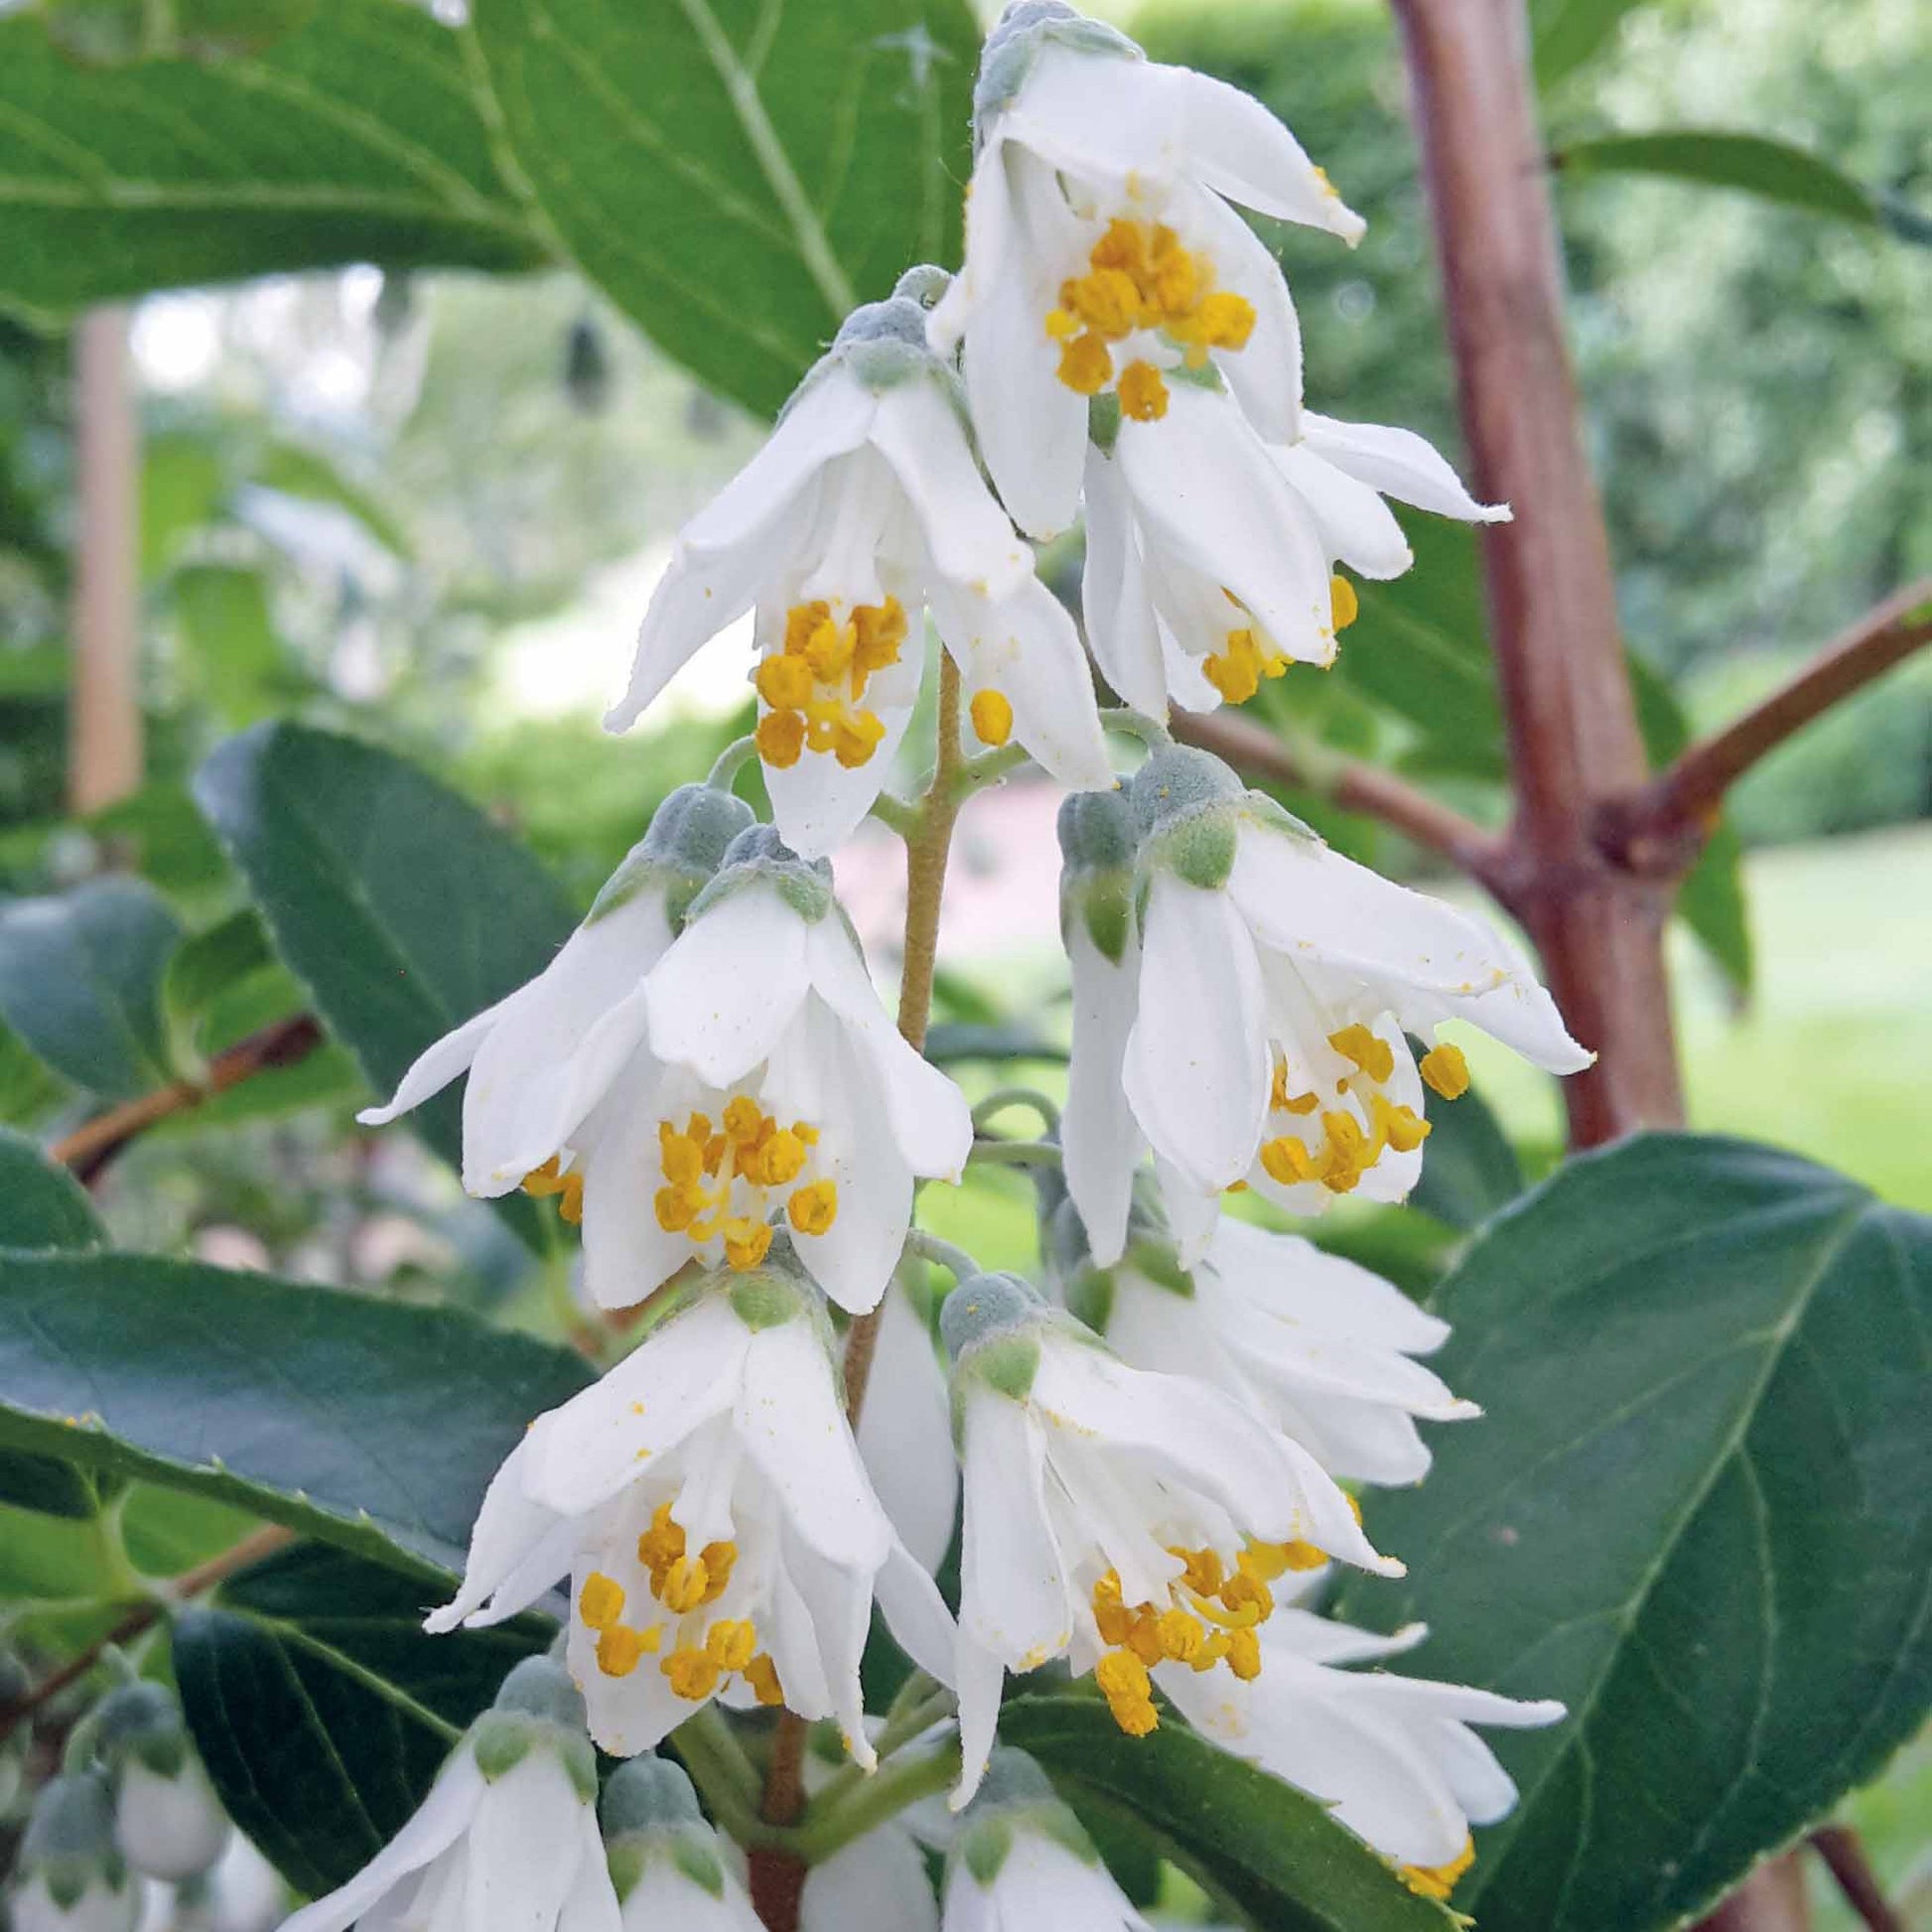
top-left (953, 1747), bottom-right (1099, 1887)
top-left (601, 1757), bottom-right (728, 1901)
top-left (973, 2), bottom-right (1140, 149)
top-left (94, 1683), bottom-right (190, 1780)
top-left (685, 824), bottom-right (834, 926)
top-left (22, 1771), bottom-right (129, 1906)
top-left (1058, 788), bottom-right (1138, 964)
top-left (472, 1658), bottom-right (597, 1799)
top-left (1130, 745), bottom-right (1245, 891)
top-left (587, 782), bottom-right (756, 931)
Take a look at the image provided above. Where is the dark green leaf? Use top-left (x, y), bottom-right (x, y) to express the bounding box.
top-left (0, 1), bottom-right (548, 329)
top-left (1531, 0), bottom-right (1647, 89)
top-left (0, 877), bottom-right (184, 1097)
top-left (1337, 1135), bottom-right (1932, 1932)
top-left (194, 723), bottom-right (578, 1250)
top-left (0, 1126), bottom-right (105, 1253)
top-left (0, 1250), bottom-right (591, 1573)
top-left (177, 1543), bottom-right (550, 1894)
top-left (0, 1449), bottom-right (99, 1519)
top-left (89, 781), bottom-right (240, 919)
top-left (42, 0), bottom-right (320, 65)
top-left (471, 0), bottom-right (980, 418)
top-left (1404, 1052), bottom-right (1523, 1230)
top-left (1003, 1692), bottom-right (1455, 1931)
top-left (1554, 130), bottom-right (1885, 229)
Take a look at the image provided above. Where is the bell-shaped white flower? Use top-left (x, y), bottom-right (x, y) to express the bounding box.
top-left (1062, 748), bottom-right (1591, 1268)
top-left (942, 1749), bottom-right (1147, 1932)
top-left (939, 1274), bottom-right (1400, 1806)
top-left (624, 826), bottom-right (974, 1315)
top-left (428, 1250), bottom-right (956, 1765)
top-left (1158, 1589), bottom-right (1563, 1899)
top-left (1046, 1192), bottom-right (1476, 1487)
top-left (11, 1772), bottom-right (140, 1932)
top-left (1083, 406), bottom-right (1507, 717)
top-left (600, 1757), bottom-right (763, 1932)
top-left (95, 1686), bottom-right (228, 1883)
top-left (930, 2), bottom-right (1362, 539)
top-left (359, 780), bottom-right (753, 1232)
top-left (280, 1659), bottom-right (615, 1932)
top-left (607, 277), bottom-right (1112, 856)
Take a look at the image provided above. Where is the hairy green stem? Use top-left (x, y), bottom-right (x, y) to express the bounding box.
top-left (971, 1087), bottom-right (1061, 1135)
top-left (903, 1228), bottom-right (981, 1285)
top-left (791, 1735), bottom-right (962, 1865)
top-left (675, 1706), bottom-right (770, 1847)
top-left (706, 734), bottom-right (761, 792)
top-left (968, 1137), bottom-right (1062, 1172)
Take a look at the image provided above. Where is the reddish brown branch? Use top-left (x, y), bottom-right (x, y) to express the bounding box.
top-left (1171, 706), bottom-right (1506, 886)
top-left (1602, 579), bottom-right (1932, 871)
top-left (1810, 1827), bottom-right (1906, 1932)
top-left (51, 1014), bottom-right (325, 1184)
top-left (0, 1524), bottom-right (293, 1742)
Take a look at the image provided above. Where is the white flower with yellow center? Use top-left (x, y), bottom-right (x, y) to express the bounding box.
top-left (939, 1273), bottom-right (1401, 1807)
top-left (427, 1252), bottom-right (956, 1765)
top-left (600, 1757), bottom-right (764, 1932)
top-left (1061, 748), bottom-right (1591, 1266)
top-left (1083, 407), bottom-right (1507, 717)
top-left (279, 1660), bottom-right (618, 1932)
top-left (929, 1), bottom-right (1362, 540)
top-left (1047, 1192), bottom-right (1477, 1487)
top-left (360, 780), bottom-right (752, 1249)
top-left (942, 1749), bottom-right (1149, 1932)
top-left (1157, 1585), bottom-right (1563, 1902)
top-left (607, 273), bottom-right (1111, 858)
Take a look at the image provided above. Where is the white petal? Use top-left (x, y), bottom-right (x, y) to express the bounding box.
top-left (645, 886), bottom-right (814, 1086)
top-left (958, 1388), bottom-right (1073, 1668)
top-left (1154, 1154), bottom-right (1222, 1269)
top-left (464, 1752), bottom-right (585, 1932)
top-left (557, 1805), bottom-right (621, 1932)
top-left (1272, 442), bottom-right (1414, 581)
top-left (990, 1835), bottom-right (1152, 1932)
top-left (1170, 67), bottom-right (1365, 240)
top-left (876, 1539), bottom-right (960, 1691)
top-left (858, 1280), bottom-right (960, 1573)
top-left (869, 375), bottom-right (1031, 600)
top-left (357, 1000), bottom-right (504, 1127)
top-left (779, 1531), bottom-right (878, 1768)
top-left (621, 1865), bottom-right (760, 1932)
top-left (1177, 182), bottom-right (1304, 444)
top-left (575, 1058), bottom-right (702, 1312)
top-left (931, 576), bottom-right (1114, 792)
top-left (426, 1438), bottom-right (565, 1631)
top-left (950, 1634), bottom-right (1008, 1812)
top-left (1266, 1608), bottom-right (1433, 1669)
top-left (607, 372), bottom-right (876, 732)
top-left (800, 1825), bottom-right (937, 1932)
top-left (764, 692), bottom-right (918, 862)
top-left (1079, 449), bottom-right (1168, 716)
top-left (1061, 920), bottom-right (1145, 1269)
top-left (1302, 412), bottom-right (1507, 524)
top-left (1206, 1218), bottom-right (1450, 1354)
top-left (278, 1754), bottom-right (483, 1932)
top-left (1122, 874), bottom-right (1269, 1193)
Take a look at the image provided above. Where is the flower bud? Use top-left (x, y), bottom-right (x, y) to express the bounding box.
top-left (1056, 789), bottom-right (1138, 965)
top-left (468, 1657), bottom-right (598, 1801)
top-left (95, 1685), bottom-right (229, 1883)
top-left (599, 1756), bottom-right (730, 1909)
top-left (951, 1746), bottom-right (1097, 1888)
top-left (13, 1772), bottom-right (138, 1932)
top-left (973, 2), bottom-right (1139, 146)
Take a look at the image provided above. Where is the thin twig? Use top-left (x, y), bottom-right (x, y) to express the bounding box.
top-left (1603, 579), bottom-right (1932, 869)
top-left (0, 1524), bottom-right (293, 1742)
top-left (51, 1014), bottom-right (325, 1184)
top-left (1811, 1826), bottom-right (1906, 1932)
top-left (1170, 705), bottom-right (1505, 886)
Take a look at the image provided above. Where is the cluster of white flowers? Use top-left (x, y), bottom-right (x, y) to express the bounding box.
top-left (320, 4), bottom-right (1591, 1926)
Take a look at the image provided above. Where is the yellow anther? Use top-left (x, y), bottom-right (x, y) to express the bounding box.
top-left (1156, 1608), bottom-right (1206, 1662)
top-left (1330, 573), bottom-right (1360, 630)
top-left (1056, 331), bottom-right (1113, 395)
top-left (1420, 1042), bottom-right (1471, 1100)
top-left (1239, 1541), bottom-right (1293, 1584)
top-left (1401, 1839), bottom-right (1475, 1900)
top-left (1091, 1572), bottom-right (1135, 1647)
top-left (721, 1218), bottom-right (773, 1272)
top-left (756, 708), bottom-right (806, 769)
top-left (803, 617), bottom-right (856, 684)
top-left (705, 1620), bottom-right (759, 1671)
top-left (662, 1647), bottom-right (721, 1702)
top-left (1319, 1110), bottom-right (1370, 1193)
top-left (658, 1122), bottom-right (704, 1185)
top-left (657, 1554), bottom-right (711, 1614)
top-left (638, 1502), bottom-right (685, 1575)
top-left (522, 1159), bottom-right (585, 1223)
top-left (1373, 1094), bottom-right (1432, 1155)
top-left (783, 601), bottom-right (829, 654)
top-left (1278, 1539), bottom-right (1329, 1572)
top-left (698, 1541), bottom-right (737, 1600)
top-left (1202, 629), bottom-right (1264, 706)
top-left (596, 1623), bottom-right (647, 1678)
top-left (829, 707), bottom-right (887, 769)
top-left (1260, 1135), bottom-right (1321, 1186)
top-left (1125, 1612), bottom-right (1167, 1667)
top-left (1218, 1572), bottom-right (1275, 1622)
top-left (1328, 1024), bottom-right (1395, 1084)
top-left (1117, 359), bottom-right (1170, 422)
top-left (756, 653), bottom-right (813, 711)
top-left (654, 1184), bottom-right (699, 1233)
top-left (745, 1653), bottom-right (785, 1708)
top-left (1172, 1547), bottom-right (1225, 1597)
top-left (1191, 1633), bottom-right (1231, 1673)
top-left (1225, 1627), bottom-right (1263, 1681)
top-left (1192, 290), bottom-right (1256, 349)
top-left (1044, 308), bottom-right (1083, 340)
top-left (787, 1180), bottom-right (838, 1237)
top-left (578, 1572), bottom-right (624, 1631)
top-left (1060, 264), bottom-right (1145, 339)
top-left (850, 599), bottom-right (906, 693)
top-left (1096, 1650), bottom-right (1153, 1704)
top-left (970, 687), bottom-right (1015, 747)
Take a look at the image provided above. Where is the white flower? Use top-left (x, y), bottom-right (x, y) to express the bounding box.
top-left (427, 1254), bottom-right (956, 1766)
top-left (1055, 1203), bottom-right (1477, 1487)
top-left (930, 2), bottom-right (1362, 539)
top-left (943, 1749), bottom-right (1147, 1932)
top-left (12, 1773), bottom-right (140, 1932)
top-left (801, 1824), bottom-right (940, 1932)
top-left (94, 1685), bottom-right (229, 1884)
top-left (939, 1274), bottom-right (1400, 1806)
top-left (1061, 748), bottom-right (1591, 1268)
top-left (606, 280), bottom-right (1111, 857)
top-left (1158, 1591), bottom-right (1563, 1898)
top-left (601, 1757), bottom-right (763, 1932)
top-left (280, 1660), bottom-right (615, 1932)
top-left (1083, 407), bottom-right (1507, 717)
top-left (358, 780), bottom-right (752, 1235)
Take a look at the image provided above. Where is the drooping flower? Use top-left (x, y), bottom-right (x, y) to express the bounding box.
top-left (600, 1756), bottom-right (763, 1932)
top-left (277, 1659), bottom-right (618, 1932)
top-left (10, 1771), bottom-right (139, 1932)
top-left (1157, 1586), bottom-right (1563, 1899)
top-left (94, 1685), bottom-right (229, 1883)
top-left (930, 2), bottom-right (1363, 539)
top-left (428, 1248), bottom-right (956, 1765)
top-left (1082, 406), bottom-right (1507, 717)
top-left (1045, 1190), bottom-right (1477, 1487)
top-left (607, 274), bottom-right (1112, 856)
top-left (940, 1273), bottom-right (1401, 1805)
top-left (942, 1749), bottom-right (1148, 1932)
top-left (359, 778), bottom-right (752, 1216)
top-left (1061, 747), bottom-right (1591, 1266)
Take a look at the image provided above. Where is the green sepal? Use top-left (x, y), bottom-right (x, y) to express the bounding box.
top-left (1124, 1237), bottom-right (1193, 1298)
top-left (1056, 789), bottom-right (1140, 965)
top-left (21, 1770), bottom-right (129, 1903)
top-left (685, 824), bottom-right (834, 927)
top-left (973, 2), bottom-right (1140, 148)
top-left (669, 1833), bottom-right (728, 1898)
top-left (1062, 1262), bottom-right (1115, 1334)
top-left (969, 1331), bottom-right (1042, 1403)
top-left (1166, 356), bottom-right (1226, 395)
top-left (1240, 791), bottom-right (1318, 845)
top-left (961, 1812), bottom-right (1016, 1886)
top-left (95, 1682), bottom-right (192, 1780)
top-left (1088, 393), bottom-right (1122, 457)
top-left (729, 1270), bottom-right (808, 1332)
top-left (587, 782), bottom-right (756, 932)
top-left (1148, 810), bottom-right (1238, 892)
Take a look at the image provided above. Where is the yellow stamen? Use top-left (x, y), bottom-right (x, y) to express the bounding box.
top-left (803, 617), bottom-right (856, 684)
top-left (698, 1541), bottom-right (737, 1601)
top-left (578, 1572), bottom-right (624, 1631)
top-left (1328, 1023), bottom-right (1394, 1084)
top-left (1057, 331), bottom-right (1112, 395)
top-left (596, 1623), bottom-right (647, 1678)
top-left (756, 653), bottom-right (813, 711)
top-left (1330, 573), bottom-right (1360, 630)
top-left (657, 1554), bottom-right (711, 1614)
top-left (787, 1180), bottom-right (838, 1237)
top-left (1420, 1042), bottom-right (1471, 1100)
top-left (1260, 1135), bottom-right (1321, 1186)
top-left (721, 1217), bottom-right (773, 1272)
top-left (1278, 1539), bottom-right (1330, 1572)
top-left (756, 707), bottom-right (806, 769)
top-left (969, 687), bottom-right (1014, 748)
top-left (662, 1646), bottom-right (721, 1702)
top-left (638, 1502), bottom-right (685, 1576)
top-left (1372, 1093), bottom-right (1432, 1155)
top-left (1117, 359), bottom-right (1170, 422)
top-left (745, 1653), bottom-right (785, 1707)
top-left (1094, 1649), bottom-right (1159, 1736)
top-left (1156, 1608), bottom-right (1205, 1662)
top-left (705, 1620), bottom-right (759, 1671)
top-left (1225, 1627), bottom-right (1262, 1681)
top-left (1401, 1839), bottom-right (1475, 1900)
